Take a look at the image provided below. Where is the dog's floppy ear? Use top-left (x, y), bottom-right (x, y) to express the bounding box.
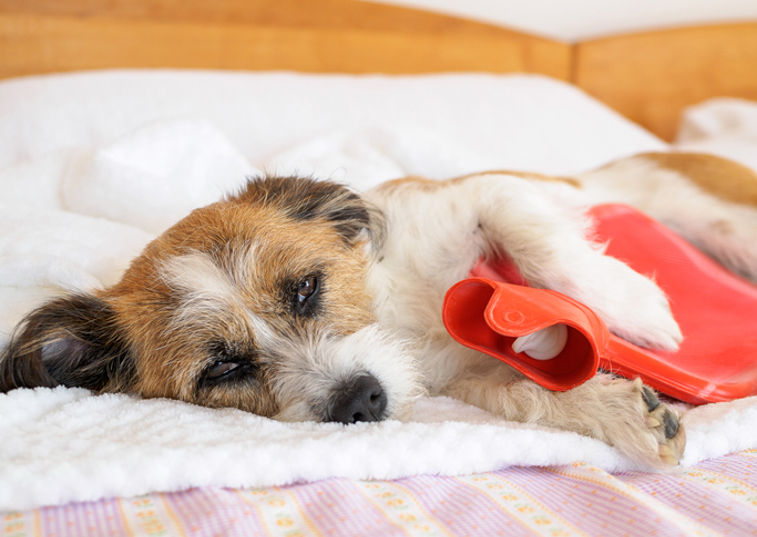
top-left (0, 294), bottom-right (134, 393)
top-left (234, 176), bottom-right (386, 247)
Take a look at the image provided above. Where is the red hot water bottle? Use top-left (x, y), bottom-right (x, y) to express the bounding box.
top-left (442, 204), bottom-right (757, 404)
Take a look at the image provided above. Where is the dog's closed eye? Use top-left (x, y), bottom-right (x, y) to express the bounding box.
top-left (200, 359), bottom-right (259, 387)
top-left (205, 361), bottom-right (241, 380)
top-left (200, 343), bottom-right (260, 387)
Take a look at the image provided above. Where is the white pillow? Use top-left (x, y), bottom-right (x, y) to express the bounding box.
top-left (0, 71), bottom-right (665, 181)
top-left (675, 97), bottom-right (757, 172)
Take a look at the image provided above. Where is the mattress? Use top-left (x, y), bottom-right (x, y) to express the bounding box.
top-left (1, 70), bottom-right (756, 534)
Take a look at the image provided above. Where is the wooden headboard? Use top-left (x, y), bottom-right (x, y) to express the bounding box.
top-left (575, 23), bottom-right (757, 141)
top-left (1, 0), bottom-right (756, 142)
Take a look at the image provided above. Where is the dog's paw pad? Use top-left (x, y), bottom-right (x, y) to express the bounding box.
top-left (658, 443), bottom-right (680, 466)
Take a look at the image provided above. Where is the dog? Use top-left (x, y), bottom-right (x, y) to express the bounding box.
top-left (3, 151), bottom-right (756, 469)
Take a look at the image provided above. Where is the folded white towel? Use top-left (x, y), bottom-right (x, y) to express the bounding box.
top-left (62, 118), bottom-right (256, 235)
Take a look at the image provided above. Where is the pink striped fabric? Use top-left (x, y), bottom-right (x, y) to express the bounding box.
top-left (4, 450), bottom-right (757, 536)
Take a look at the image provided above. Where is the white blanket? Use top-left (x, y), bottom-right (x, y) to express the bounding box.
top-left (4, 386), bottom-right (757, 511)
top-left (1, 71), bottom-right (756, 511)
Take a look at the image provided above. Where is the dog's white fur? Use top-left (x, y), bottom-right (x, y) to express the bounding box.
top-left (350, 161), bottom-right (693, 468)
top-left (8, 151), bottom-right (757, 470)
top-left (352, 153), bottom-right (755, 468)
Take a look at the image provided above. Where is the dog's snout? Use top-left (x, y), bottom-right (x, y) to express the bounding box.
top-left (330, 374), bottom-right (387, 424)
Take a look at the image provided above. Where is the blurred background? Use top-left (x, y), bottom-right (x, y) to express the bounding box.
top-left (363, 0), bottom-right (757, 41)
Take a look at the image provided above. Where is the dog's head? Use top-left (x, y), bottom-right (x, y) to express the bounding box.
top-left (0, 176), bottom-right (420, 423)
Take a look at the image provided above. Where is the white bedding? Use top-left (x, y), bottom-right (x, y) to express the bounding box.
top-left (1, 70), bottom-right (756, 511)
top-left (675, 97), bottom-right (757, 172)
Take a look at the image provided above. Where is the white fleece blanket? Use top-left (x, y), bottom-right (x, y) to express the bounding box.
top-left (1, 71), bottom-right (757, 511)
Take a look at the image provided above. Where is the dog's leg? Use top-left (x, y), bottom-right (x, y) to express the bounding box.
top-left (465, 174), bottom-right (683, 351)
top-left (581, 152), bottom-right (757, 283)
top-left (443, 369), bottom-right (686, 469)
top-left (661, 202), bottom-right (757, 283)
top-left (370, 173), bottom-right (682, 351)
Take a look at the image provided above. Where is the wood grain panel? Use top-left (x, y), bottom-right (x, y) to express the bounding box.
top-left (0, 0), bottom-right (550, 32)
top-left (574, 23), bottom-right (757, 141)
top-left (0, 0), bottom-right (571, 80)
top-left (4, 0), bottom-right (756, 143)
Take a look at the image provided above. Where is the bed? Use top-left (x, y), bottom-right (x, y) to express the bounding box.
top-left (2, 1), bottom-right (757, 535)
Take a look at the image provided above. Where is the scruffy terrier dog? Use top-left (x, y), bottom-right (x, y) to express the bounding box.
top-left (3, 152), bottom-right (756, 468)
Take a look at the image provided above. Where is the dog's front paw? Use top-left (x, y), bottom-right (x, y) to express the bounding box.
top-left (603, 378), bottom-right (686, 469)
top-left (604, 283), bottom-right (683, 352)
top-left (578, 258), bottom-right (683, 352)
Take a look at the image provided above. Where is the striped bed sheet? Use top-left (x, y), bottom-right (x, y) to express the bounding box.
top-left (5, 450), bottom-right (756, 537)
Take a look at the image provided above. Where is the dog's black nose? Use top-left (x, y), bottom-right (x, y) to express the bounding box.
top-left (329, 374), bottom-right (387, 424)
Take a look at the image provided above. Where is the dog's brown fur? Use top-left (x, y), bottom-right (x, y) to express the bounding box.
top-left (1, 177), bottom-right (383, 419)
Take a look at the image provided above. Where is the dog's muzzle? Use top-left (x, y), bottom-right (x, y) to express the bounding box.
top-left (328, 374), bottom-right (387, 424)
